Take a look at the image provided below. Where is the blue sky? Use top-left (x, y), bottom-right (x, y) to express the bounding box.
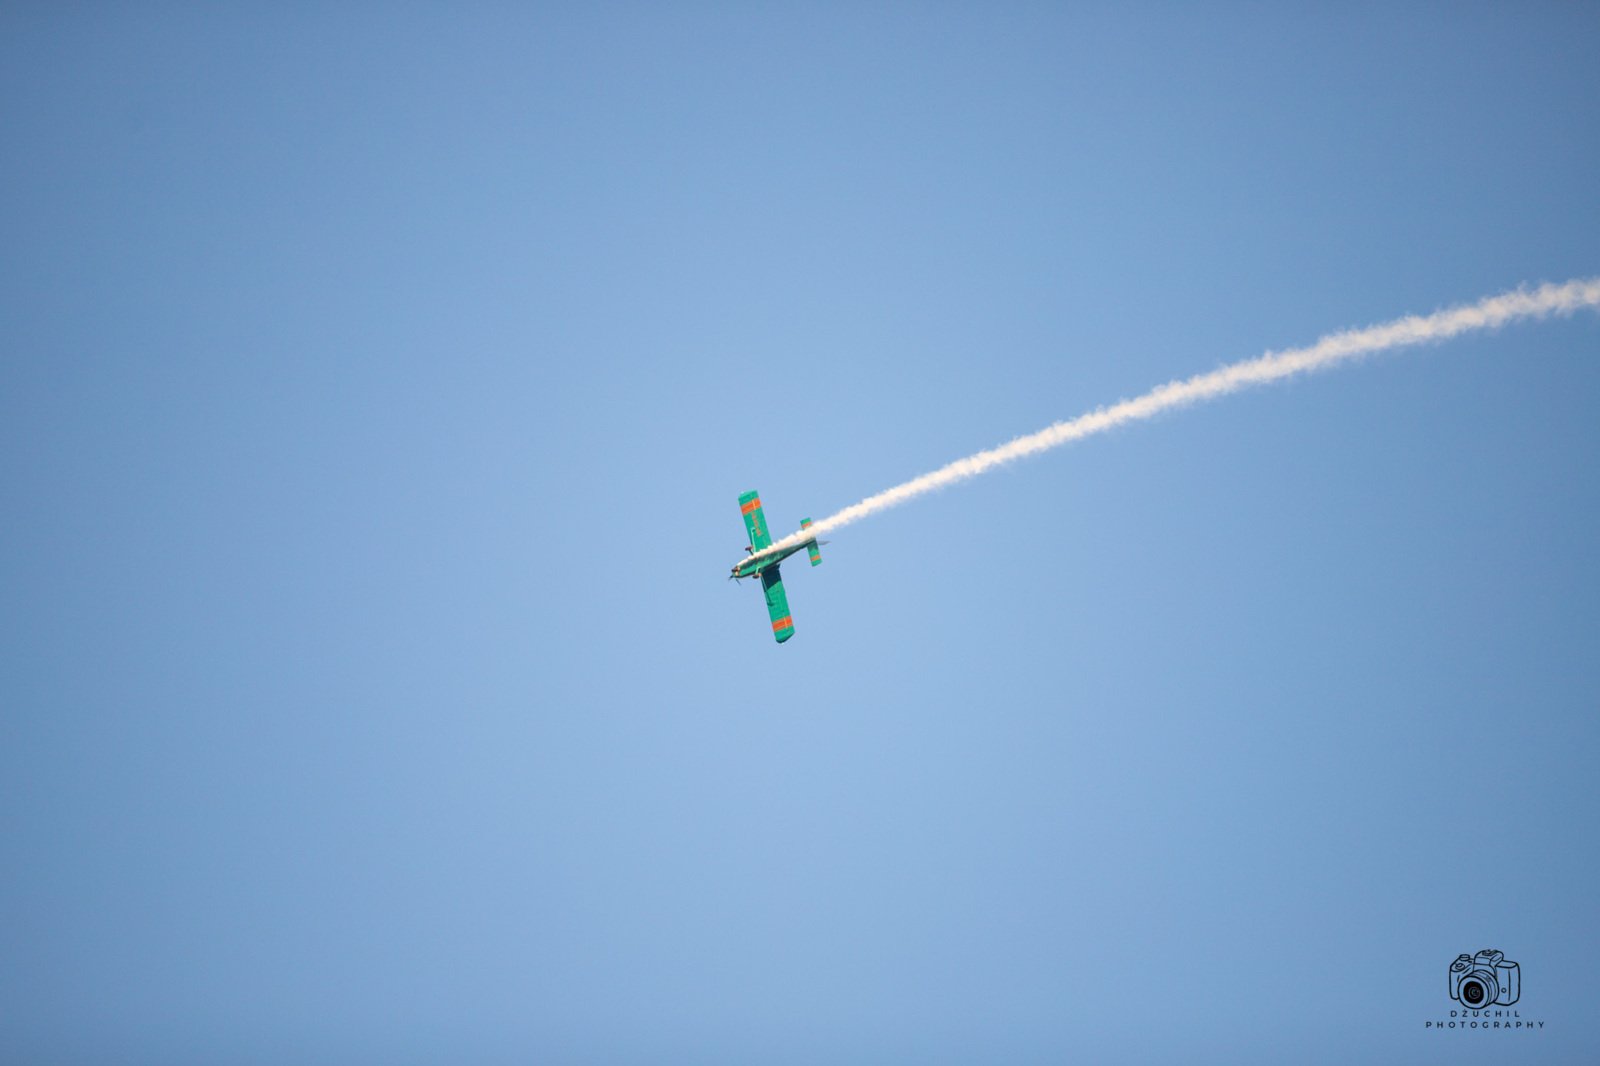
top-left (3, 5), bottom-right (1598, 1062)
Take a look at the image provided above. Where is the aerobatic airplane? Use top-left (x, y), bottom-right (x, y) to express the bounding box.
top-left (729, 490), bottom-right (822, 643)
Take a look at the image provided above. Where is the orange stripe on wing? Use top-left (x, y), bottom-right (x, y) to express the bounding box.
top-left (771, 616), bottom-right (793, 632)
top-left (741, 498), bottom-right (762, 515)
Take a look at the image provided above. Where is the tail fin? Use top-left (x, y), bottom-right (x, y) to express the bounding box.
top-left (801, 518), bottom-right (822, 566)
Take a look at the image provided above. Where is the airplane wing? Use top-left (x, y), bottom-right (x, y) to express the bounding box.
top-left (739, 490), bottom-right (773, 551)
top-left (761, 566), bottom-right (795, 643)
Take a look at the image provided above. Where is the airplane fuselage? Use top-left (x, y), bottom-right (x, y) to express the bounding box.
top-left (731, 542), bottom-right (807, 580)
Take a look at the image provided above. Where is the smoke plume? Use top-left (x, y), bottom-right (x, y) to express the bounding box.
top-left (743, 277), bottom-right (1600, 567)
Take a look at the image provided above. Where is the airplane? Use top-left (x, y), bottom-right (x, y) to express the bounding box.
top-left (729, 489), bottom-right (822, 643)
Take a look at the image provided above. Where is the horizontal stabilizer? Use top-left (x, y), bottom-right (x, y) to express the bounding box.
top-left (801, 518), bottom-right (821, 566)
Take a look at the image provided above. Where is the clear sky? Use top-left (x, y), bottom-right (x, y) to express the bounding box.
top-left (3, 5), bottom-right (1597, 1062)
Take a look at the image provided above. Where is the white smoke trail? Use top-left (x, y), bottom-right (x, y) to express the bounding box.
top-left (745, 277), bottom-right (1600, 567)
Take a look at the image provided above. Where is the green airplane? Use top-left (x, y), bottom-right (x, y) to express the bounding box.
top-left (730, 489), bottom-right (822, 643)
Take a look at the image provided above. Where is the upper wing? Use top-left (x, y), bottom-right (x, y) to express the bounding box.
top-left (739, 490), bottom-right (773, 551)
top-left (761, 566), bottom-right (795, 643)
